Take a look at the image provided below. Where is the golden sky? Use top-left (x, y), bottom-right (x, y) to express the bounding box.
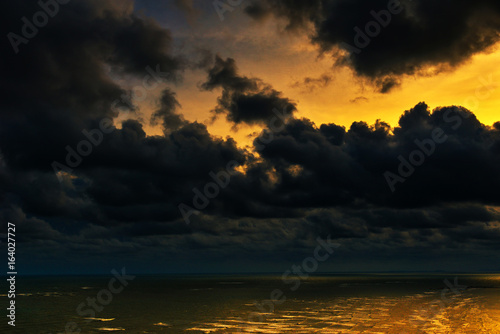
top-left (127, 14), bottom-right (500, 148)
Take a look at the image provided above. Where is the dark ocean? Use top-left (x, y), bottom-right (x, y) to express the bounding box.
top-left (1, 274), bottom-right (499, 333)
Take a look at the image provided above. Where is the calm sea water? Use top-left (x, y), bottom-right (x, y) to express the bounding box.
top-left (1, 274), bottom-right (499, 333)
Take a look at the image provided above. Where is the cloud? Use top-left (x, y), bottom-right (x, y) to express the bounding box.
top-left (78, 120), bottom-right (246, 223)
top-left (150, 89), bottom-right (187, 132)
top-left (2, 0), bottom-right (500, 273)
top-left (0, 0), bottom-right (187, 171)
top-left (291, 74), bottom-right (332, 92)
top-left (215, 103), bottom-right (500, 219)
top-left (245, 0), bottom-right (500, 92)
top-left (201, 56), bottom-right (297, 125)
top-left (350, 96), bottom-right (369, 104)
top-left (244, 0), bottom-right (322, 31)
top-left (0, 0), bottom-right (246, 226)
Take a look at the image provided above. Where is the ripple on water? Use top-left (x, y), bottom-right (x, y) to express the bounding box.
top-left (185, 293), bottom-right (500, 333)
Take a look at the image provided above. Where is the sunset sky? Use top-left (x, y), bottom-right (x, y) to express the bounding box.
top-left (2, 0), bottom-right (500, 274)
top-left (130, 0), bottom-right (500, 142)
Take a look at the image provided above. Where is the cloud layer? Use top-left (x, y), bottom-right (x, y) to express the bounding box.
top-left (245, 0), bottom-right (500, 92)
top-left (201, 56), bottom-right (297, 125)
top-left (2, 0), bottom-right (500, 273)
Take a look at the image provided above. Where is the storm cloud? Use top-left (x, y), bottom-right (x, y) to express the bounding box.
top-left (201, 55), bottom-right (297, 125)
top-left (245, 0), bottom-right (500, 92)
top-left (2, 0), bottom-right (500, 274)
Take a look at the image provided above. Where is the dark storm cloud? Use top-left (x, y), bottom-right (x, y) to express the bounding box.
top-left (0, 0), bottom-right (185, 172)
top-left (245, 0), bottom-right (500, 92)
top-left (2, 0), bottom-right (182, 108)
top-left (212, 103), bottom-right (500, 220)
top-left (2, 118), bottom-right (246, 225)
top-left (77, 120), bottom-right (246, 223)
top-left (0, 0), bottom-right (246, 226)
top-left (150, 89), bottom-right (187, 132)
top-left (201, 56), bottom-right (297, 125)
top-left (0, 205), bottom-right (71, 244)
top-left (36, 99), bottom-right (497, 232)
top-left (2, 0), bottom-right (500, 273)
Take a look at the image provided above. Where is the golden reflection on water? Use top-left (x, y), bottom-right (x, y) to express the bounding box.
top-left (188, 286), bottom-right (500, 333)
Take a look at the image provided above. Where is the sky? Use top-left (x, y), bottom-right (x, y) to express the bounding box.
top-left (1, 0), bottom-right (500, 274)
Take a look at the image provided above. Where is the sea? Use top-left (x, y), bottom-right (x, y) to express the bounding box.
top-left (1, 273), bottom-right (499, 333)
